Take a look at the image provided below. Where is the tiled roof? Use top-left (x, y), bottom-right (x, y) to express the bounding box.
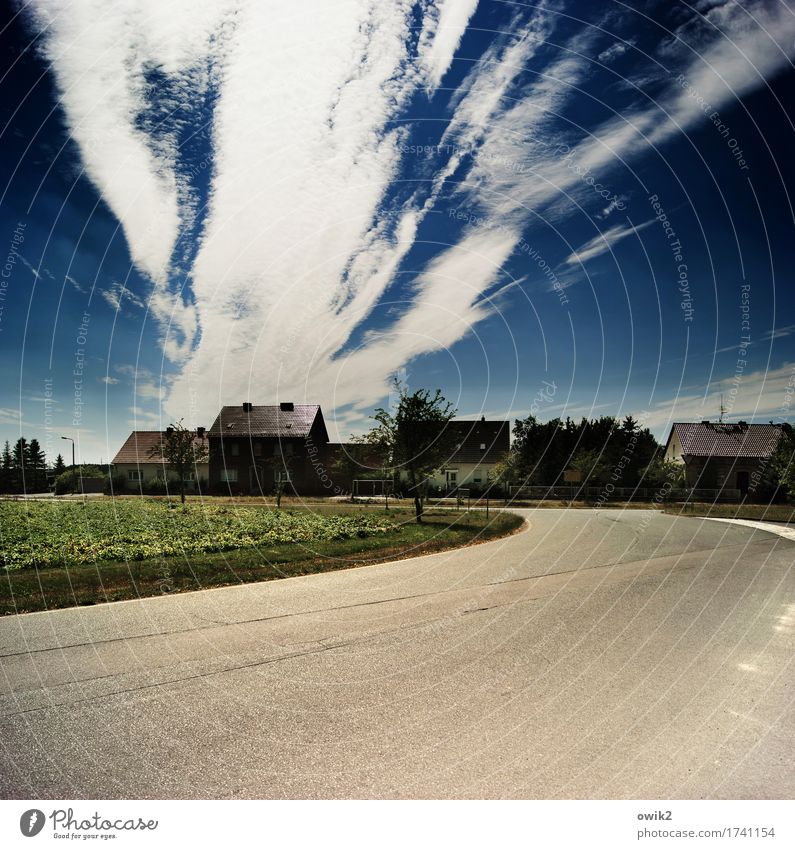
top-left (326, 442), bottom-right (384, 467)
top-left (671, 422), bottom-right (782, 458)
top-left (112, 431), bottom-right (209, 465)
top-left (445, 419), bottom-right (510, 465)
top-left (207, 404), bottom-right (326, 439)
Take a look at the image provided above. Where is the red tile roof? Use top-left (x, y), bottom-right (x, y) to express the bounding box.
top-left (111, 431), bottom-right (209, 465)
top-left (670, 422), bottom-right (782, 458)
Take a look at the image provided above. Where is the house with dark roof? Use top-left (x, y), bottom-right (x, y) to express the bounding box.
top-left (663, 421), bottom-right (782, 494)
top-left (426, 417), bottom-right (510, 494)
top-left (207, 402), bottom-right (330, 494)
top-left (111, 430), bottom-right (210, 491)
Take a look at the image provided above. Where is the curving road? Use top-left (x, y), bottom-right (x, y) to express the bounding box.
top-left (0, 508), bottom-right (793, 799)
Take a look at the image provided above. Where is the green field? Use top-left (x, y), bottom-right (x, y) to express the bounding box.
top-left (0, 497), bottom-right (523, 614)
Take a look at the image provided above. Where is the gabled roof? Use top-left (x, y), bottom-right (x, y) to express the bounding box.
top-left (668, 421), bottom-right (782, 458)
top-left (445, 419), bottom-right (510, 465)
top-left (207, 404), bottom-right (327, 440)
top-left (112, 431), bottom-right (209, 465)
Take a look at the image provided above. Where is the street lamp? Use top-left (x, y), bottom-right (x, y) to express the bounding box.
top-left (60, 436), bottom-right (75, 469)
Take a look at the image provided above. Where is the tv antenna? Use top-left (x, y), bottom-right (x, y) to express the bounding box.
top-left (719, 394), bottom-right (726, 423)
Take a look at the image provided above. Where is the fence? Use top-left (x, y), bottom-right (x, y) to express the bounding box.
top-left (508, 485), bottom-right (743, 503)
top-left (352, 479), bottom-right (393, 498)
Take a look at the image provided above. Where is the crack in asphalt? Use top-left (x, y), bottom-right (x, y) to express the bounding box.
top-left (0, 538), bottom-right (782, 661)
top-left (0, 638), bottom-right (359, 718)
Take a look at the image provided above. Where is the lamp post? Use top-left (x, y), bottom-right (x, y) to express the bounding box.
top-left (60, 436), bottom-right (75, 469)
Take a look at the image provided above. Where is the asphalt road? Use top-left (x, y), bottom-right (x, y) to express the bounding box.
top-left (0, 508), bottom-right (793, 799)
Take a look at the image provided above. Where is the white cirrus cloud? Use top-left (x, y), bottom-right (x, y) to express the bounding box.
top-left (28, 0), bottom-right (795, 433)
top-left (563, 219), bottom-right (655, 267)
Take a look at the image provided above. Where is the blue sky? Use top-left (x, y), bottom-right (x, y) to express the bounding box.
top-left (1, 0), bottom-right (794, 463)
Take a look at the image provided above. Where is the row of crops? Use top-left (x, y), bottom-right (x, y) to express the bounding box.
top-left (0, 499), bottom-right (401, 569)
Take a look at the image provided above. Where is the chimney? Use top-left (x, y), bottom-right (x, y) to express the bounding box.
top-left (280, 402), bottom-right (294, 412)
top-left (242, 401), bottom-right (252, 412)
top-left (166, 426), bottom-right (174, 435)
top-left (481, 415), bottom-right (485, 422)
top-left (196, 426), bottom-right (205, 439)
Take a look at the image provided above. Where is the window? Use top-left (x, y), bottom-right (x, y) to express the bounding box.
top-left (253, 442), bottom-right (262, 457)
top-left (480, 443), bottom-right (486, 450)
top-left (182, 472), bottom-right (196, 482)
top-left (220, 469), bottom-right (238, 483)
top-left (277, 471), bottom-right (292, 483)
top-left (127, 469), bottom-right (142, 482)
top-left (474, 476), bottom-right (482, 483)
top-left (449, 472), bottom-right (457, 483)
top-left (230, 442), bottom-right (240, 457)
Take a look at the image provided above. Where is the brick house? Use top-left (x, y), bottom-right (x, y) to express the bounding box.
top-left (207, 402), bottom-right (330, 495)
top-left (663, 421), bottom-right (782, 495)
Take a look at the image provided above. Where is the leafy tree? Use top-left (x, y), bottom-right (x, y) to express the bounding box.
top-left (356, 429), bottom-right (396, 509)
top-left (641, 456), bottom-right (685, 489)
top-left (148, 420), bottom-right (209, 504)
top-left (53, 464), bottom-right (109, 495)
top-left (511, 409), bottom-right (661, 488)
top-left (371, 382), bottom-right (456, 523)
top-left (569, 449), bottom-right (611, 486)
top-left (489, 449), bottom-right (522, 501)
top-left (329, 435), bottom-right (376, 502)
top-left (770, 423), bottom-right (795, 498)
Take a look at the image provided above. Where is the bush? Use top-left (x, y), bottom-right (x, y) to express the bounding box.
top-left (143, 478), bottom-right (168, 496)
top-left (107, 475), bottom-right (127, 495)
top-left (54, 466), bottom-right (109, 495)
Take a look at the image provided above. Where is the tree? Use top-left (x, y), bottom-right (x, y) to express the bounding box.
top-left (569, 449), bottom-right (612, 486)
top-left (11, 437), bottom-right (28, 493)
top-left (355, 429), bottom-right (395, 509)
top-left (149, 420), bottom-right (209, 504)
top-left (0, 441), bottom-right (11, 493)
top-left (53, 464), bottom-right (109, 495)
top-left (770, 423), bottom-right (795, 498)
top-left (53, 453), bottom-right (67, 476)
top-left (510, 407), bottom-right (662, 489)
top-left (329, 435), bottom-right (375, 502)
top-left (269, 452), bottom-right (295, 509)
top-left (27, 439), bottom-right (47, 492)
top-left (489, 449), bottom-right (522, 501)
top-left (371, 382), bottom-right (456, 523)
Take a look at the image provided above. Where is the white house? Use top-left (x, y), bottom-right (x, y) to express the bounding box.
top-left (111, 430), bottom-right (209, 490)
top-left (426, 417), bottom-right (510, 493)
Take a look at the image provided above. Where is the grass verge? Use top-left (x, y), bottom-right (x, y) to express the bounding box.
top-left (1, 508), bottom-right (523, 615)
top-left (663, 502), bottom-right (795, 523)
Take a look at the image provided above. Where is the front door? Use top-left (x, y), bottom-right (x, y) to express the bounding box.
top-left (736, 470), bottom-right (750, 495)
top-left (249, 465), bottom-right (268, 495)
top-left (445, 469), bottom-right (458, 494)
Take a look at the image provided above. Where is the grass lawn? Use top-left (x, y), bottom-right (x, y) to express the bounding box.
top-left (663, 502), bottom-right (795, 523)
top-left (0, 497), bottom-right (523, 614)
